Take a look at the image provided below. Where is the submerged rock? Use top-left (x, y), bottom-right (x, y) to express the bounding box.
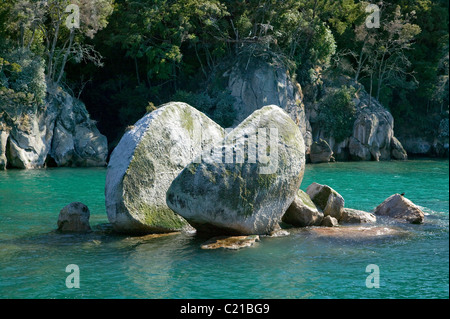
top-left (200, 235), bottom-right (260, 250)
top-left (321, 215), bottom-right (339, 227)
top-left (374, 194), bottom-right (425, 224)
top-left (308, 226), bottom-right (407, 241)
top-left (340, 208), bottom-right (377, 224)
top-left (105, 102), bottom-right (225, 234)
top-left (167, 105), bottom-right (306, 235)
top-left (124, 232), bottom-right (180, 245)
top-left (57, 202), bottom-right (91, 233)
top-left (306, 182), bottom-right (345, 220)
top-left (282, 189), bottom-right (323, 227)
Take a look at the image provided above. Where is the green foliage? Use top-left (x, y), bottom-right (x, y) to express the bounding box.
top-left (317, 86), bottom-right (356, 142)
top-left (0, 49), bottom-right (46, 119)
top-left (1, 0), bottom-right (445, 145)
top-left (172, 89), bottom-right (236, 128)
top-left (2, 49), bottom-right (46, 103)
top-left (172, 90), bottom-right (214, 114)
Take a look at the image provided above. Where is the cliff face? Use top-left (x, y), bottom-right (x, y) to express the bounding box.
top-left (306, 76), bottom-right (408, 162)
top-left (0, 88), bottom-right (107, 170)
top-left (227, 59), bottom-right (313, 154)
top-left (397, 117), bottom-right (449, 158)
top-left (225, 59), bottom-right (407, 162)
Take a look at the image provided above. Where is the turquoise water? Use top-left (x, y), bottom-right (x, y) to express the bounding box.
top-left (0, 160), bottom-right (448, 299)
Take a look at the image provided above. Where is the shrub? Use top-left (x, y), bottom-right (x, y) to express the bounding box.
top-left (317, 85), bottom-right (356, 142)
top-left (172, 89), bottom-right (237, 128)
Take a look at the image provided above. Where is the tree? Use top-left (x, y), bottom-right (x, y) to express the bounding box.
top-left (345, 2), bottom-right (421, 103)
top-left (5, 0), bottom-right (113, 88)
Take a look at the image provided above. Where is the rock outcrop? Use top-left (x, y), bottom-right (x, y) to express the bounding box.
top-left (48, 91), bottom-right (108, 167)
top-left (374, 194), bottom-right (425, 224)
top-left (282, 189), bottom-right (323, 227)
top-left (0, 88), bottom-right (107, 169)
top-left (57, 202), bottom-right (91, 233)
top-left (305, 76), bottom-right (408, 162)
top-left (309, 139), bottom-right (334, 163)
top-left (227, 59), bottom-right (313, 154)
top-left (397, 117), bottom-right (449, 158)
top-left (306, 182), bottom-right (345, 220)
top-left (105, 102), bottom-right (225, 234)
top-left (167, 105), bottom-right (306, 235)
top-left (217, 58), bottom-right (408, 163)
top-left (390, 136), bottom-right (408, 160)
top-left (0, 129), bottom-right (8, 170)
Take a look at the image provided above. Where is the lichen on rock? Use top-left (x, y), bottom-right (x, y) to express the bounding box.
top-left (105, 102), bottom-right (225, 234)
top-left (166, 104), bottom-right (306, 235)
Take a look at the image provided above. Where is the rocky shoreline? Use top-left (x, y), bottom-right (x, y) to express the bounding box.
top-left (1, 59), bottom-right (448, 171)
top-left (0, 87), bottom-right (108, 170)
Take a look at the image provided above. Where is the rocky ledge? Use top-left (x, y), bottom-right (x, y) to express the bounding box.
top-left (0, 88), bottom-right (107, 169)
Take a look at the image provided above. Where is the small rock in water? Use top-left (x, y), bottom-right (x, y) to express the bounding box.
top-left (306, 182), bottom-right (345, 220)
top-left (282, 189), bottom-right (323, 227)
top-left (201, 235), bottom-right (260, 250)
top-left (321, 215), bottom-right (339, 227)
top-left (57, 202), bottom-right (91, 233)
top-left (340, 208), bottom-right (376, 224)
top-left (374, 194), bottom-right (425, 224)
top-left (265, 227), bottom-right (290, 238)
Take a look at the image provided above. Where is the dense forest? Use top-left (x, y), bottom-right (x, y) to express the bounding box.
top-left (0, 0), bottom-right (448, 151)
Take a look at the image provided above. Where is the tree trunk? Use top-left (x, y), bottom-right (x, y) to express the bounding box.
top-left (55, 30), bottom-right (75, 86)
top-left (134, 57), bottom-right (141, 85)
top-left (47, 19), bottom-right (61, 84)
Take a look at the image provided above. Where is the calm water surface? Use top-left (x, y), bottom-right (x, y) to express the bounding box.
top-left (0, 160), bottom-right (448, 298)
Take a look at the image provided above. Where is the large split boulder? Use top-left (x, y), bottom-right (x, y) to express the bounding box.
top-left (166, 105), bottom-right (306, 235)
top-left (374, 194), bottom-right (425, 224)
top-left (306, 182), bottom-right (345, 220)
top-left (282, 189), bottom-right (323, 227)
top-left (105, 102), bottom-right (225, 234)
